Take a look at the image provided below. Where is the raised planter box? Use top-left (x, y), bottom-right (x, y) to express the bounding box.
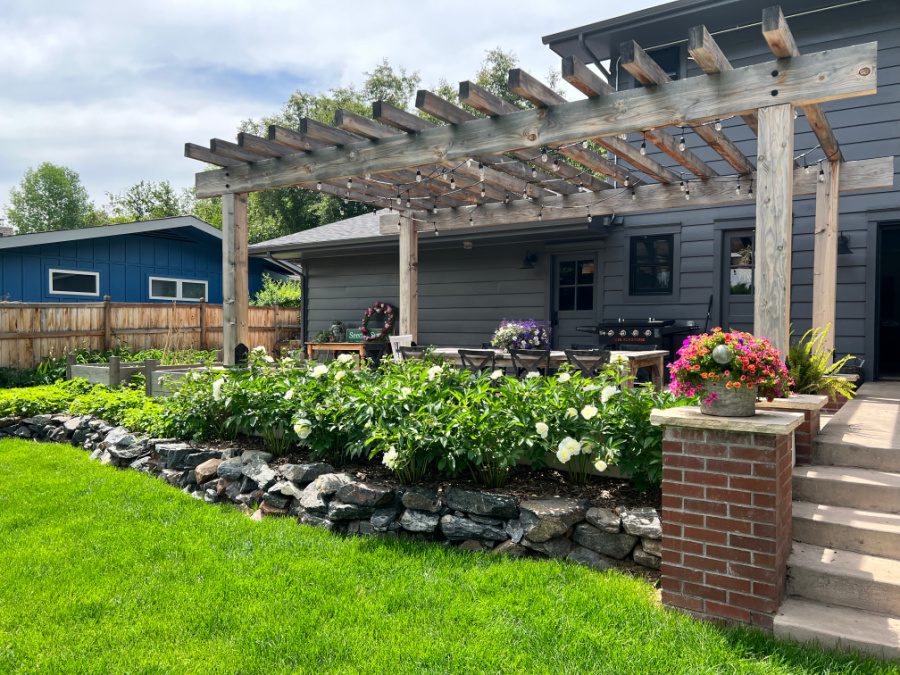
top-left (67, 354), bottom-right (224, 396)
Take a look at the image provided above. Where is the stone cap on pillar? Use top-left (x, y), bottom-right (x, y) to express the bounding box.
top-left (756, 394), bottom-right (828, 412)
top-left (650, 406), bottom-right (803, 435)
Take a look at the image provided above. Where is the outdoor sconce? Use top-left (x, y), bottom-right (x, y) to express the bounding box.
top-left (838, 234), bottom-right (853, 255)
top-left (521, 252), bottom-right (539, 269)
top-left (587, 214), bottom-right (625, 232)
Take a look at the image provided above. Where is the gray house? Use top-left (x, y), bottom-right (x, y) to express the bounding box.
top-left (250, 0), bottom-right (899, 380)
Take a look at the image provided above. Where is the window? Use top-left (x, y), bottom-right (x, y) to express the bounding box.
top-left (49, 269), bottom-right (99, 296)
top-left (629, 235), bottom-right (674, 296)
top-left (149, 277), bottom-right (208, 302)
top-left (728, 234), bottom-right (754, 295)
top-left (558, 259), bottom-right (595, 311)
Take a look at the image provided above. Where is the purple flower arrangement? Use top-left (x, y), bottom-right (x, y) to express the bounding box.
top-left (490, 319), bottom-right (552, 351)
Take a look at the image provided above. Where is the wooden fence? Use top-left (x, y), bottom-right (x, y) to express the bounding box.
top-left (0, 299), bottom-right (300, 369)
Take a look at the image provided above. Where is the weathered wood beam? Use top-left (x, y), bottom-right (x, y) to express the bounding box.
top-left (193, 43), bottom-right (877, 197)
top-left (378, 156), bottom-right (891, 234)
top-left (184, 142), bottom-right (244, 167)
top-left (753, 104), bottom-right (794, 354)
top-left (234, 192), bottom-right (249, 351)
top-left (561, 56), bottom-right (613, 97)
top-left (268, 125), bottom-right (320, 152)
top-left (688, 25), bottom-right (760, 135)
top-left (762, 5), bottom-right (843, 162)
top-left (221, 194), bottom-right (238, 365)
top-left (209, 139), bottom-right (261, 163)
top-left (621, 40), bottom-right (754, 174)
top-left (812, 159), bottom-right (840, 355)
top-left (398, 212), bottom-right (418, 342)
top-left (237, 132), bottom-right (297, 158)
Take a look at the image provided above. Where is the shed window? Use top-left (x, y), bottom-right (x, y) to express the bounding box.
top-left (629, 235), bottom-right (674, 296)
top-left (49, 269), bottom-right (99, 296)
top-left (149, 277), bottom-right (208, 302)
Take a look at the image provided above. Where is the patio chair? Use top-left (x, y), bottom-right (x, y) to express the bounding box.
top-left (458, 349), bottom-right (496, 373)
top-left (564, 349), bottom-right (611, 378)
top-left (389, 334), bottom-right (413, 362)
top-left (509, 348), bottom-right (552, 378)
top-left (398, 345), bottom-right (429, 361)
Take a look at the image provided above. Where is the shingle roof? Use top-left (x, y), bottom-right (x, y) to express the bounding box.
top-left (249, 209), bottom-right (390, 253)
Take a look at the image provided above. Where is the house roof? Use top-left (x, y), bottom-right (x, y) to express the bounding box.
top-left (248, 209), bottom-right (389, 253)
top-left (0, 215), bottom-right (222, 250)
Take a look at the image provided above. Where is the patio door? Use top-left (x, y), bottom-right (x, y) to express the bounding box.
top-left (877, 223), bottom-right (900, 377)
top-left (552, 255), bottom-right (597, 348)
top-left (721, 230), bottom-right (754, 332)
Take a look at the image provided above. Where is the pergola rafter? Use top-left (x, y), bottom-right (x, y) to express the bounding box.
top-left (186, 5), bottom-right (889, 362)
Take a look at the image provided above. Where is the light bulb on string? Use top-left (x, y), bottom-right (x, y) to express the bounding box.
top-left (531, 167), bottom-right (537, 179)
top-left (434, 223), bottom-right (439, 236)
top-left (679, 179), bottom-right (685, 192)
top-left (405, 198), bottom-right (411, 208)
top-left (748, 181), bottom-right (754, 197)
top-left (478, 163), bottom-right (485, 181)
top-left (316, 181), bottom-right (322, 191)
top-left (623, 176), bottom-right (630, 187)
top-left (538, 207), bottom-right (543, 221)
top-left (480, 183), bottom-right (486, 199)
top-left (504, 193), bottom-right (510, 205)
top-left (541, 149), bottom-right (548, 163)
top-left (735, 177), bottom-right (742, 195)
top-left (684, 182), bottom-right (691, 201)
top-left (679, 132), bottom-right (686, 152)
top-left (346, 178), bottom-right (352, 190)
top-left (818, 163), bottom-right (826, 183)
top-left (450, 176), bottom-right (455, 190)
top-left (466, 159), bottom-right (472, 168)
top-left (552, 159), bottom-right (560, 171)
top-left (469, 211), bottom-right (474, 226)
top-left (365, 173), bottom-right (371, 181)
top-left (586, 208), bottom-right (592, 223)
top-left (581, 140), bottom-right (589, 149)
top-left (639, 141), bottom-right (646, 156)
top-left (415, 169), bottom-right (422, 183)
top-left (803, 158), bottom-right (810, 174)
top-left (631, 186), bottom-right (637, 201)
top-left (714, 119), bottom-right (722, 132)
top-left (522, 186), bottom-right (528, 199)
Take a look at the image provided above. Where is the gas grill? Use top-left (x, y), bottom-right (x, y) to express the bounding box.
top-left (576, 318), bottom-right (702, 360)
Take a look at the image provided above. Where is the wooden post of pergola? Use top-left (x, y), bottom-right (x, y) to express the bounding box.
top-left (221, 192), bottom-right (249, 365)
top-left (812, 160), bottom-right (841, 356)
top-left (398, 212), bottom-right (418, 342)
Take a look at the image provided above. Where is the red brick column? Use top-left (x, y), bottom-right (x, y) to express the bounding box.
top-left (757, 395), bottom-right (826, 466)
top-left (650, 407), bottom-right (803, 630)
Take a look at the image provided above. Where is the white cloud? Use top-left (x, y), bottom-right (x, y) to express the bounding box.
top-left (0, 0), bottom-right (666, 213)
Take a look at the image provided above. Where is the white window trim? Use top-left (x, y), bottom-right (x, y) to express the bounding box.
top-left (148, 276), bottom-right (208, 302)
top-left (48, 268), bottom-right (100, 297)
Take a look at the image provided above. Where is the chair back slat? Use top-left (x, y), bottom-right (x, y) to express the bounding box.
top-left (458, 349), bottom-right (496, 373)
top-left (398, 345), bottom-right (429, 361)
top-left (509, 348), bottom-right (552, 377)
top-left (564, 349), bottom-right (611, 378)
top-left (390, 334), bottom-right (413, 362)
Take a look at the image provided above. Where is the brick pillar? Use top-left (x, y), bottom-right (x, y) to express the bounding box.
top-left (757, 395), bottom-right (826, 466)
top-left (650, 407), bottom-right (803, 630)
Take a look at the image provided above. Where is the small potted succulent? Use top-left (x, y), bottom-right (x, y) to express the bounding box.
top-left (668, 328), bottom-right (791, 417)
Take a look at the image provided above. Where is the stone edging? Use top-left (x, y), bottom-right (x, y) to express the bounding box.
top-left (0, 413), bottom-right (662, 572)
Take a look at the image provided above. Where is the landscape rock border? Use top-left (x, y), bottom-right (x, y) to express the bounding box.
top-left (0, 414), bottom-right (662, 572)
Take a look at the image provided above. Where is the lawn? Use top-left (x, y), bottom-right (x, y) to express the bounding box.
top-left (0, 439), bottom-right (893, 674)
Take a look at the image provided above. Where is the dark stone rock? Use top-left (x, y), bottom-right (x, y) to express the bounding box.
top-left (505, 519), bottom-right (524, 544)
top-left (371, 505), bottom-right (401, 532)
top-left (641, 537), bottom-right (662, 557)
top-left (183, 451), bottom-right (222, 469)
top-left (518, 498), bottom-right (588, 543)
top-left (88, 448), bottom-right (103, 461)
top-left (399, 509), bottom-right (440, 533)
top-left (157, 442), bottom-right (194, 470)
top-left (444, 487), bottom-right (518, 519)
top-left (241, 457), bottom-right (276, 491)
top-left (14, 426), bottom-right (32, 438)
top-left (492, 540), bottom-right (530, 557)
top-left (469, 514), bottom-right (505, 527)
top-left (567, 545), bottom-right (616, 571)
top-left (217, 457), bottom-right (244, 480)
top-left (327, 500), bottom-right (374, 521)
top-left (262, 492), bottom-right (290, 509)
top-left (440, 514), bottom-right (508, 541)
top-left (225, 480), bottom-right (243, 502)
top-left (194, 458), bottom-right (222, 484)
top-left (311, 473), bottom-right (353, 497)
top-left (203, 490), bottom-right (218, 504)
top-left (101, 426), bottom-right (135, 449)
top-left (400, 487), bottom-right (441, 513)
top-left (63, 416), bottom-right (83, 432)
top-left (457, 539), bottom-right (493, 552)
top-left (241, 450), bottom-right (273, 464)
top-left (234, 492), bottom-right (257, 507)
top-left (346, 520), bottom-right (375, 536)
top-left (620, 507), bottom-right (662, 539)
top-left (72, 429), bottom-right (87, 444)
top-left (269, 480), bottom-right (304, 499)
top-left (298, 482), bottom-right (328, 515)
top-left (129, 456), bottom-right (153, 472)
top-left (179, 470), bottom-right (197, 488)
top-left (280, 462), bottom-right (334, 484)
top-left (47, 426), bottom-right (69, 442)
top-left (27, 414), bottom-right (53, 427)
top-left (572, 523), bottom-right (638, 560)
top-left (521, 535), bottom-right (572, 559)
top-left (260, 500), bottom-right (288, 517)
top-left (335, 482), bottom-right (394, 508)
top-left (0, 417), bottom-right (18, 429)
top-left (585, 507), bottom-right (621, 533)
top-left (632, 543), bottom-right (661, 569)
top-left (239, 476), bottom-right (257, 493)
top-left (108, 442), bottom-right (149, 463)
top-left (161, 469), bottom-right (181, 486)
top-left (298, 512), bottom-right (336, 530)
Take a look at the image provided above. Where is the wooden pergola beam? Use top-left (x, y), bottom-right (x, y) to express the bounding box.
top-left (762, 5), bottom-right (843, 162)
top-left (812, 160), bottom-right (841, 352)
top-left (621, 40), bottom-right (755, 174)
top-left (378, 156), bottom-right (892, 233)
top-left (209, 139), bottom-right (260, 163)
top-left (184, 142), bottom-right (243, 167)
top-left (193, 43), bottom-right (877, 198)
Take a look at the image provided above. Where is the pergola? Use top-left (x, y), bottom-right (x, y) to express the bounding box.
top-left (186, 6), bottom-right (892, 365)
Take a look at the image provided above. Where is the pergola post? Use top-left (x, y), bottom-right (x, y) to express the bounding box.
top-left (398, 212), bottom-right (418, 342)
top-left (221, 192), bottom-right (249, 365)
top-left (812, 160), bottom-right (841, 356)
top-left (754, 104), bottom-right (795, 356)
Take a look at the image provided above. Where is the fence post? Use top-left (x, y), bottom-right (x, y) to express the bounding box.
top-left (199, 301), bottom-right (207, 350)
top-left (102, 295), bottom-right (112, 351)
top-left (108, 355), bottom-right (121, 388)
top-left (65, 353), bottom-right (75, 380)
top-left (144, 359), bottom-right (159, 397)
top-left (273, 303), bottom-right (279, 354)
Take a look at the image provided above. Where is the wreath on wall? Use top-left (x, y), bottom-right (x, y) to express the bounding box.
top-left (360, 302), bottom-right (397, 342)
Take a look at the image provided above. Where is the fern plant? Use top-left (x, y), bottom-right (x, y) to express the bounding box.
top-left (788, 325), bottom-right (856, 400)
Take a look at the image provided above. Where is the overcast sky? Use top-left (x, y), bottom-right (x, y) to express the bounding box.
top-left (1, 0), bottom-right (667, 213)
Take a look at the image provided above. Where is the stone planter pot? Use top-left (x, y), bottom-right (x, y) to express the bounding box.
top-left (700, 381), bottom-right (757, 417)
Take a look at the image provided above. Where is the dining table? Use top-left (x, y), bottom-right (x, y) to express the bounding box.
top-left (430, 347), bottom-right (669, 389)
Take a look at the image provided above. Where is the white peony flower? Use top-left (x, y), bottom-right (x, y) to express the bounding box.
top-left (191, 371), bottom-right (202, 381)
top-left (285, 389), bottom-right (294, 400)
top-left (263, 355), bottom-right (275, 363)
top-left (566, 407), bottom-right (578, 419)
top-left (490, 369), bottom-right (503, 380)
top-left (293, 419), bottom-right (312, 440)
top-left (337, 353), bottom-right (354, 364)
top-left (427, 365), bottom-right (444, 381)
top-left (535, 422), bottom-right (549, 439)
top-left (600, 385), bottom-right (619, 404)
top-left (581, 404), bottom-right (599, 420)
top-left (310, 364), bottom-right (328, 379)
top-left (212, 377), bottom-right (225, 402)
top-left (252, 346), bottom-right (267, 354)
top-left (556, 436), bottom-right (582, 464)
top-left (335, 370), bottom-right (346, 381)
top-left (400, 386), bottom-right (412, 397)
top-left (382, 446), bottom-right (400, 470)
top-left (526, 371), bottom-right (541, 379)
top-left (557, 372), bottom-right (571, 383)
top-left (594, 458), bottom-right (608, 473)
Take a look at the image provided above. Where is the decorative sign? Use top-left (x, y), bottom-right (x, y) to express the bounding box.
top-left (345, 328), bottom-right (366, 343)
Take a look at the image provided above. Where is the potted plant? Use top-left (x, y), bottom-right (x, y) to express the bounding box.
top-left (490, 319), bottom-right (551, 351)
top-left (668, 328), bottom-right (791, 417)
top-left (330, 319), bottom-right (346, 342)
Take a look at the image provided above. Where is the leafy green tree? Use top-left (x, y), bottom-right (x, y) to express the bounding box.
top-left (250, 273), bottom-right (302, 307)
top-left (106, 180), bottom-right (189, 221)
top-left (5, 163), bottom-right (92, 233)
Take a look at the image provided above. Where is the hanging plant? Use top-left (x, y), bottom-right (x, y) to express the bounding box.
top-left (360, 302), bottom-right (396, 342)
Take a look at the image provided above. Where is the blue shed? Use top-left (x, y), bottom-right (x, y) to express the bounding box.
top-left (0, 216), bottom-right (281, 303)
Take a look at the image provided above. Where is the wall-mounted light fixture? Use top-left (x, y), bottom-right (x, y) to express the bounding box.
top-left (587, 214), bottom-right (625, 233)
top-left (838, 234), bottom-right (853, 255)
top-left (520, 252), bottom-right (539, 269)
top-left (462, 240), bottom-right (473, 250)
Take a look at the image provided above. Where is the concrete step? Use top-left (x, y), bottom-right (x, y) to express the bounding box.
top-left (787, 542), bottom-right (900, 615)
top-left (793, 466), bottom-right (900, 513)
top-left (814, 439), bottom-right (900, 473)
top-left (775, 598), bottom-right (900, 661)
top-left (792, 501), bottom-right (900, 559)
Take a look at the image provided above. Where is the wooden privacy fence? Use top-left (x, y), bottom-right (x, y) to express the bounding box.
top-left (0, 298), bottom-right (300, 369)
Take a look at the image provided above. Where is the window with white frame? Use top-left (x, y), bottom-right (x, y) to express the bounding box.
top-left (149, 277), bottom-right (208, 302)
top-left (49, 268), bottom-right (100, 296)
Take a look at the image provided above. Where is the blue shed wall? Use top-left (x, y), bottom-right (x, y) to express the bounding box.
top-left (0, 226), bottom-right (272, 303)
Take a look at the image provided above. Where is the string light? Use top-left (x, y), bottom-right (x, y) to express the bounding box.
top-left (748, 180), bottom-right (754, 198)
top-left (623, 176), bottom-right (630, 188)
top-left (316, 181), bottom-right (322, 191)
top-left (541, 149), bottom-right (549, 163)
top-left (586, 208), bottom-right (591, 223)
top-left (480, 183), bottom-right (486, 199)
top-left (684, 182), bottom-right (691, 201)
top-left (735, 177), bottom-right (741, 195)
top-left (531, 167), bottom-right (537, 179)
top-left (434, 222), bottom-right (440, 236)
top-left (365, 173), bottom-right (372, 180)
top-left (679, 178), bottom-right (686, 192)
top-left (469, 210), bottom-right (474, 226)
top-left (450, 176), bottom-right (456, 190)
top-left (803, 158), bottom-right (810, 174)
top-left (818, 162), bottom-right (826, 183)
top-left (405, 198), bottom-right (411, 208)
top-left (631, 186), bottom-right (637, 201)
top-left (581, 140), bottom-right (589, 149)
top-left (678, 128), bottom-right (686, 152)
top-left (478, 163), bottom-right (485, 181)
top-left (504, 193), bottom-right (510, 205)
top-left (714, 119), bottom-right (722, 132)
top-left (415, 169), bottom-right (422, 183)
top-left (522, 186), bottom-right (528, 199)
top-left (552, 159), bottom-right (560, 172)
top-left (538, 207), bottom-right (543, 221)
top-left (466, 159), bottom-right (472, 168)
top-left (639, 141), bottom-right (646, 156)
top-left (346, 178), bottom-right (352, 190)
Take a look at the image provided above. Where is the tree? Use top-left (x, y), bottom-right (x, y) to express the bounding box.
top-left (5, 163), bottom-right (92, 233)
top-left (106, 180), bottom-right (189, 221)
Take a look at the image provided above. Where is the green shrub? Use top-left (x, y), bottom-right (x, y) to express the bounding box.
top-left (68, 386), bottom-right (165, 434)
top-left (250, 273), bottom-right (302, 307)
top-left (0, 379), bottom-right (94, 417)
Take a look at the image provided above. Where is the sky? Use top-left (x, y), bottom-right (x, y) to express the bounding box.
top-left (0, 0), bottom-right (668, 214)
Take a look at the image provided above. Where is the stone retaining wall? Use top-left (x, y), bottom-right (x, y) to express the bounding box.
top-left (0, 414), bottom-right (662, 572)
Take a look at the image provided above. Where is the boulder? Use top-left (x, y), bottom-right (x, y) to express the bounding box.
top-left (469, 514), bottom-right (505, 527)
top-left (632, 543), bottom-right (661, 569)
top-left (505, 519), bottom-right (524, 544)
top-left (299, 512), bottom-right (336, 530)
top-left (641, 537), bottom-right (662, 557)
top-left (269, 480), bottom-right (304, 499)
top-left (262, 492), bottom-right (290, 510)
top-left (217, 457), bottom-right (244, 480)
top-left (336, 482), bottom-right (394, 508)
top-left (346, 520), bottom-right (375, 536)
top-left (183, 451), bottom-right (222, 468)
top-left (234, 492), bottom-right (258, 507)
top-left (399, 509), bottom-right (440, 533)
top-left (572, 523), bottom-right (638, 560)
top-left (521, 535), bottom-right (572, 559)
top-left (444, 487), bottom-right (518, 519)
top-left (279, 462), bottom-right (334, 484)
top-left (101, 426), bottom-right (134, 449)
top-left (491, 540), bottom-right (529, 557)
top-left (585, 507), bottom-right (621, 533)
top-left (129, 456), bottom-right (152, 472)
top-left (440, 514), bottom-right (508, 541)
top-left (27, 414), bottom-right (53, 427)
top-left (620, 507), bottom-right (662, 539)
top-left (298, 482), bottom-right (328, 514)
top-left (311, 472), bottom-right (353, 497)
top-left (194, 458), bottom-right (223, 485)
top-left (108, 441), bottom-right (149, 463)
top-left (567, 546), bottom-right (616, 571)
top-left (241, 457), bottom-right (276, 491)
top-left (156, 442), bottom-right (194, 470)
top-left (371, 505), bottom-right (402, 532)
top-left (224, 480), bottom-right (244, 502)
top-left (14, 426), bottom-right (32, 438)
top-left (241, 450), bottom-right (273, 464)
top-left (518, 498), bottom-right (588, 543)
top-left (0, 417), bottom-right (19, 429)
top-left (47, 426), bottom-right (69, 442)
top-left (401, 487), bottom-right (441, 513)
top-left (327, 500), bottom-right (373, 521)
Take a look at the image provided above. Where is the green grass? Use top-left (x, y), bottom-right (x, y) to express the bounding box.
top-left (0, 439), bottom-right (894, 674)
